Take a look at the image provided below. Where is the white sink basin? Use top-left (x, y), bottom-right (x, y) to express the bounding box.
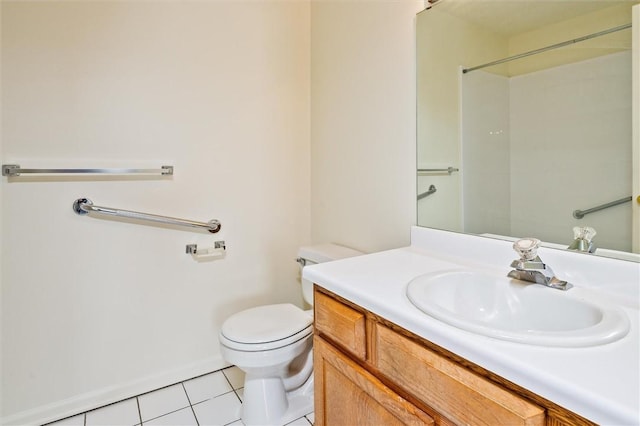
top-left (406, 269), bottom-right (630, 347)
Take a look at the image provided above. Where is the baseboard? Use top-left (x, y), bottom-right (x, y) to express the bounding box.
top-left (2, 355), bottom-right (228, 426)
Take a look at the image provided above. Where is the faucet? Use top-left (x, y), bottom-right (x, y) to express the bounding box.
top-left (567, 226), bottom-right (597, 253)
top-left (507, 238), bottom-right (572, 290)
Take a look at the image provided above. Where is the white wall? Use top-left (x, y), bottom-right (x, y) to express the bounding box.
top-left (1, 1), bottom-right (310, 423)
top-left (310, 0), bottom-right (423, 253)
top-left (2, 0), bottom-right (422, 421)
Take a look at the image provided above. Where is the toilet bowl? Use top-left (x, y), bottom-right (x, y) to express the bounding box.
top-left (218, 243), bottom-right (363, 426)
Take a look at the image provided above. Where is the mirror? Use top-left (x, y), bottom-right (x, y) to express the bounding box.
top-left (416, 0), bottom-right (639, 261)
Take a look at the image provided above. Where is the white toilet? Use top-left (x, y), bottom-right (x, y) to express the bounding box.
top-left (219, 243), bottom-right (363, 426)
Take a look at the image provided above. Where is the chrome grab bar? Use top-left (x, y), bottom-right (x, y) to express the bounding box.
top-left (3, 164), bottom-right (173, 177)
top-left (418, 167), bottom-right (459, 175)
top-left (73, 198), bottom-right (221, 233)
top-left (417, 184), bottom-right (437, 200)
top-left (573, 196), bottom-right (632, 219)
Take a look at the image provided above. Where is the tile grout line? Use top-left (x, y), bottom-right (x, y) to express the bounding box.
top-left (136, 383), bottom-right (196, 425)
top-left (189, 390), bottom-right (243, 425)
top-left (222, 368), bottom-right (243, 404)
top-left (190, 389), bottom-right (239, 407)
top-left (135, 397), bottom-right (142, 426)
top-left (181, 382), bottom-right (201, 426)
top-left (221, 368), bottom-right (236, 390)
top-left (186, 366), bottom-right (231, 384)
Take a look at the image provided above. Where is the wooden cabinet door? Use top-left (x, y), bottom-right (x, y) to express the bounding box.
top-left (314, 336), bottom-right (434, 426)
top-left (374, 324), bottom-right (545, 426)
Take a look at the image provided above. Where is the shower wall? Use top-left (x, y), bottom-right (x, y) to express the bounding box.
top-left (461, 51), bottom-right (632, 251)
top-left (510, 51), bottom-right (632, 251)
top-left (461, 70), bottom-right (511, 236)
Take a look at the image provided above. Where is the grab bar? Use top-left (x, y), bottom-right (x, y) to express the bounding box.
top-left (3, 164), bottom-right (173, 177)
top-left (573, 196), bottom-right (632, 219)
top-left (417, 184), bottom-right (437, 200)
top-left (418, 167), bottom-right (459, 175)
top-left (72, 198), bottom-right (221, 233)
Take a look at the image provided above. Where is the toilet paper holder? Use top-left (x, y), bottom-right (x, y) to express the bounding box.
top-left (186, 241), bottom-right (226, 260)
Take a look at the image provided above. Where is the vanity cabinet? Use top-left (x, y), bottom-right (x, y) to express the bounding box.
top-left (313, 287), bottom-right (595, 426)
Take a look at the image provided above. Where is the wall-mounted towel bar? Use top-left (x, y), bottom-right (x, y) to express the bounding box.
top-left (417, 184), bottom-right (437, 200)
top-left (3, 164), bottom-right (173, 177)
top-left (73, 198), bottom-right (221, 233)
top-left (418, 167), bottom-right (459, 175)
top-left (573, 196), bottom-right (632, 219)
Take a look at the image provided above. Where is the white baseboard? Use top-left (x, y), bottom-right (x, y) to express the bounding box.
top-left (2, 355), bottom-right (228, 426)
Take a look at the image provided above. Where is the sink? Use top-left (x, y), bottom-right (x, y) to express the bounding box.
top-left (406, 269), bottom-right (630, 347)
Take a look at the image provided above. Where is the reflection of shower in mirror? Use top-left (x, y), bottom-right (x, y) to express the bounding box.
top-left (416, 0), bottom-right (639, 259)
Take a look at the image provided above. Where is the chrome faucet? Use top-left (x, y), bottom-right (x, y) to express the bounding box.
top-left (507, 238), bottom-right (572, 290)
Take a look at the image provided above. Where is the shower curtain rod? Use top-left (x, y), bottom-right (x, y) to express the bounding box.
top-left (462, 23), bottom-right (631, 74)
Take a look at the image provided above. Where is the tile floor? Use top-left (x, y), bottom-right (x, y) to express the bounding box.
top-left (45, 367), bottom-right (314, 426)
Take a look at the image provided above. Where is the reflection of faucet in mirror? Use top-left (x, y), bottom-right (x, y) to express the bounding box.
top-left (507, 238), bottom-right (572, 291)
top-left (567, 226), bottom-right (597, 254)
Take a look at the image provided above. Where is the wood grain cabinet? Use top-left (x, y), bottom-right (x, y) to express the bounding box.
top-left (313, 287), bottom-right (595, 426)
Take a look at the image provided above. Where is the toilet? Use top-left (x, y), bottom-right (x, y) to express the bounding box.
top-left (219, 243), bottom-right (363, 426)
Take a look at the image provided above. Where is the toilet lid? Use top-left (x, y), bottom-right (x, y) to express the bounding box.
top-left (221, 303), bottom-right (313, 345)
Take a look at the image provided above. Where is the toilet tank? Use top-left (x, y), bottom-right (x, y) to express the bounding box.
top-left (297, 243), bottom-right (363, 306)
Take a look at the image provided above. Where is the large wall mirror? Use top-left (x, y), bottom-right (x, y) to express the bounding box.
top-left (417, 0), bottom-right (639, 261)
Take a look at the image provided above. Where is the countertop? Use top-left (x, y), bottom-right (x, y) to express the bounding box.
top-left (303, 227), bottom-right (640, 425)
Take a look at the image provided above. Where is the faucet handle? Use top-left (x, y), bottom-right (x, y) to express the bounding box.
top-left (513, 238), bottom-right (541, 261)
top-left (572, 226), bottom-right (596, 242)
top-left (568, 226), bottom-right (597, 253)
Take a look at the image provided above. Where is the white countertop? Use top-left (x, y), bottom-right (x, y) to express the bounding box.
top-left (303, 227), bottom-right (640, 425)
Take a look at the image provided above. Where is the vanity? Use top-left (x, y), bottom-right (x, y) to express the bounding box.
top-left (304, 227), bottom-right (640, 425)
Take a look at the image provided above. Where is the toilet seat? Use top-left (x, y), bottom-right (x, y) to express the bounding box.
top-left (220, 304), bottom-right (313, 352)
